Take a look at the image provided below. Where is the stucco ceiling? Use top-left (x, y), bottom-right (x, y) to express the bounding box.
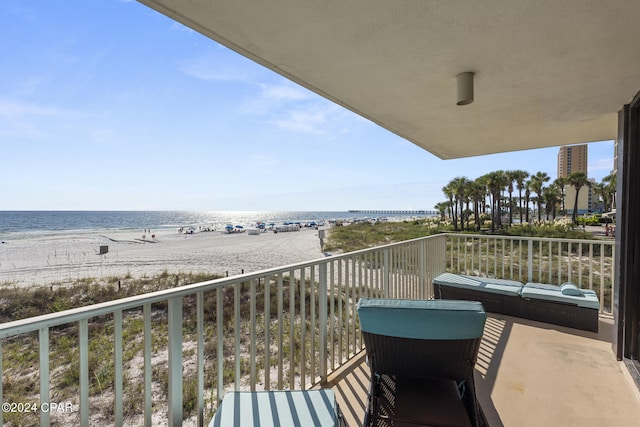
top-left (137, 0), bottom-right (640, 159)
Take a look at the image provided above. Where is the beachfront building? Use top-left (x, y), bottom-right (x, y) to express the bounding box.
top-left (562, 177), bottom-right (595, 216)
top-left (2, 2), bottom-right (640, 426)
top-left (558, 145), bottom-right (592, 214)
top-left (558, 145), bottom-right (588, 178)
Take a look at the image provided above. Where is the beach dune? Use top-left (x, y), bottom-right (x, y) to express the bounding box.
top-left (0, 228), bottom-right (325, 288)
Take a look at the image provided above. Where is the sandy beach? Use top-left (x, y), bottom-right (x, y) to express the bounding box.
top-left (0, 227), bottom-right (326, 288)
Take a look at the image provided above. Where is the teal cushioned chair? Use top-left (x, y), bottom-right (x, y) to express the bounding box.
top-left (357, 298), bottom-right (487, 427)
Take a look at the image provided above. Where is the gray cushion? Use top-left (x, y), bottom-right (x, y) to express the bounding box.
top-left (357, 298), bottom-right (486, 340)
top-left (209, 389), bottom-right (338, 427)
top-left (433, 273), bottom-right (524, 297)
top-left (522, 283), bottom-right (600, 309)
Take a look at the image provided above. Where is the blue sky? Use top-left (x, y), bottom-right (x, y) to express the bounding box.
top-left (0, 1), bottom-right (615, 211)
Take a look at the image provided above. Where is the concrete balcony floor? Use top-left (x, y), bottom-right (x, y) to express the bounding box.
top-left (323, 314), bottom-right (640, 427)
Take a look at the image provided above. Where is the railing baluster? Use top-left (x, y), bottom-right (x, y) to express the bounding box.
top-left (567, 242), bottom-right (572, 284)
top-left (548, 240), bottom-right (553, 283)
top-left (383, 249), bottom-right (390, 298)
top-left (114, 310), bottom-right (123, 426)
top-left (419, 240), bottom-right (426, 299)
top-left (39, 327), bottom-right (50, 427)
top-left (264, 276), bottom-right (271, 390)
top-left (351, 257), bottom-right (357, 354)
top-left (143, 304), bottom-right (152, 426)
top-left (168, 297), bottom-right (183, 427)
top-left (493, 238), bottom-right (498, 276)
top-left (509, 239), bottom-right (514, 279)
top-left (578, 243), bottom-right (584, 285)
top-left (527, 240), bottom-right (533, 282)
top-left (609, 244), bottom-right (615, 313)
top-left (310, 265), bottom-right (316, 383)
top-left (277, 273), bottom-right (284, 390)
top-left (79, 318), bottom-right (89, 427)
top-left (501, 239), bottom-right (505, 279)
top-left (319, 262), bottom-right (328, 382)
top-left (557, 241), bottom-right (562, 284)
top-left (250, 279), bottom-right (256, 391)
top-left (289, 269), bottom-right (296, 390)
top-left (589, 244), bottom-right (594, 291)
top-left (216, 288), bottom-right (223, 404)
top-left (300, 268), bottom-right (306, 389)
top-left (234, 284), bottom-right (241, 389)
top-left (536, 241), bottom-right (541, 281)
top-left (470, 237), bottom-right (475, 275)
top-left (337, 260), bottom-right (344, 364)
top-left (197, 291), bottom-right (204, 427)
top-left (460, 236), bottom-right (464, 273)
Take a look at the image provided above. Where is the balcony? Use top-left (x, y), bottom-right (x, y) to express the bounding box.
top-left (1, 233), bottom-right (639, 426)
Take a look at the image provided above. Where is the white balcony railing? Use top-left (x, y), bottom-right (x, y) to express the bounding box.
top-left (0, 233), bottom-right (614, 426)
top-left (446, 234), bottom-right (614, 313)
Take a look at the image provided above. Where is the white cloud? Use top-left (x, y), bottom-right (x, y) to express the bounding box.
top-left (269, 104), bottom-right (337, 135)
top-left (179, 53), bottom-right (258, 83)
top-left (261, 83), bottom-right (311, 101)
top-left (589, 157), bottom-right (614, 171)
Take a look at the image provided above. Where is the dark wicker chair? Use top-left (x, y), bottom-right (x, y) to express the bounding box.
top-left (357, 299), bottom-right (487, 427)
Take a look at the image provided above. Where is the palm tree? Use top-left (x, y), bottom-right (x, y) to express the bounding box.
top-left (481, 171), bottom-right (508, 232)
top-left (511, 170), bottom-right (529, 224)
top-left (505, 171), bottom-right (516, 226)
top-left (469, 178), bottom-right (486, 231)
top-left (553, 176), bottom-right (567, 214)
top-left (602, 172), bottom-right (617, 211)
top-left (434, 201), bottom-right (450, 221)
top-left (524, 181), bottom-right (532, 223)
top-left (529, 171), bottom-right (550, 222)
top-left (591, 182), bottom-right (608, 213)
top-left (452, 176), bottom-right (470, 231)
top-left (442, 183), bottom-right (455, 227)
top-left (567, 171), bottom-right (590, 224)
top-left (543, 184), bottom-right (561, 220)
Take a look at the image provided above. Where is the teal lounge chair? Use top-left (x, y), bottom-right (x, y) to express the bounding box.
top-left (357, 298), bottom-right (487, 427)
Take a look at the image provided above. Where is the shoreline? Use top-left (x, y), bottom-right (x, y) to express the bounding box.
top-left (0, 227), bottom-right (326, 288)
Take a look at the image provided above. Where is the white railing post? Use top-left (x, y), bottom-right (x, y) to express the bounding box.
top-left (528, 239), bottom-right (534, 282)
top-left (197, 291), bottom-right (205, 427)
top-left (319, 262), bottom-right (328, 382)
top-left (168, 297), bottom-right (183, 427)
top-left (143, 304), bottom-right (152, 426)
top-left (39, 328), bottom-right (50, 427)
top-left (419, 240), bottom-right (426, 299)
top-left (383, 248), bottom-right (390, 298)
top-left (114, 310), bottom-right (123, 426)
top-left (79, 319), bottom-right (89, 427)
top-left (216, 288), bottom-right (224, 403)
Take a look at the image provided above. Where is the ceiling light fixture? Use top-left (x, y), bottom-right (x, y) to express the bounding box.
top-left (456, 72), bottom-right (475, 105)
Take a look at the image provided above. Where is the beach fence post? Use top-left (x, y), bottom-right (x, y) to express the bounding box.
top-left (318, 229), bottom-right (325, 252)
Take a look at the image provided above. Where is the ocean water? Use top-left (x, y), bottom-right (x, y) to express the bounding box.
top-left (0, 211), bottom-right (433, 240)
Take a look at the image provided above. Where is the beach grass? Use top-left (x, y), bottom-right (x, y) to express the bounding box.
top-left (324, 218), bottom-right (598, 253)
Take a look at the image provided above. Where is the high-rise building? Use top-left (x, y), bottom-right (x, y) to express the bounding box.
top-left (557, 144), bottom-right (591, 214)
top-left (557, 144), bottom-right (588, 178)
